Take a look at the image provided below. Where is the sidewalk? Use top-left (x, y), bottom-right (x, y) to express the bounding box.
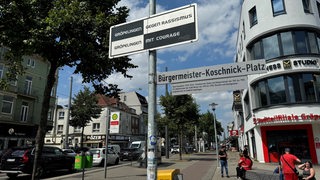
top-left (213, 151), bottom-right (320, 180)
top-left (45, 150), bottom-right (320, 180)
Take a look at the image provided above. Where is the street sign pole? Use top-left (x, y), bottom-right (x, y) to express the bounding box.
top-left (147, 0), bottom-right (157, 179)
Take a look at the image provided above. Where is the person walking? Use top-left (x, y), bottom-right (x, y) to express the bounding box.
top-left (219, 145), bottom-right (229, 178)
top-left (280, 148), bottom-right (301, 180)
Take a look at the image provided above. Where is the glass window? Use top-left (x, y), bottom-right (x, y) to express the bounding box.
top-left (0, 64), bottom-right (3, 79)
top-left (302, 0), bottom-right (311, 13)
top-left (254, 81), bottom-right (268, 107)
top-left (280, 32), bottom-right (295, 55)
top-left (20, 102), bottom-right (29, 122)
top-left (317, 1), bottom-right (320, 18)
top-left (263, 35), bottom-right (280, 59)
top-left (249, 6), bottom-right (258, 27)
top-left (268, 76), bottom-right (286, 104)
top-left (92, 123), bottom-right (100, 133)
top-left (295, 31), bottom-right (308, 54)
top-left (302, 74), bottom-right (316, 101)
top-left (27, 59), bottom-right (35, 68)
top-left (74, 126), bottom-right (81, 133)
top-left (57, 125), bottom-right (63, 134)
top-left (272, 0), bottom-right (286, 15)
top-left (308, 32), bottom-right (319, 53)
top-left (251, 41), bottom-right (263, 59)
top-left (287, 74), bottom-right (302, 102)
top-left (2, 96), bottom-right (14, 114)
top-left (24, 76), bottom-right (32, 95)
top-left (58, 111), bottom-right (65, 119)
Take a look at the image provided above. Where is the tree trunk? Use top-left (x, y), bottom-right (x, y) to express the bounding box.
top-left (179, 129), bottom-right (182, 160)
top-left (81, 127), bottom-right (84, 149)
top-left (31, 63), bottom-right (57, 180)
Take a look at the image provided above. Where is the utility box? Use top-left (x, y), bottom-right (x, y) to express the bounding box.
top-left (85, 151), bottom-right (93, 168)
top-left (74, 155), bottom-right (85, 169)
top-left (157, 169), bottom-right (183, 180)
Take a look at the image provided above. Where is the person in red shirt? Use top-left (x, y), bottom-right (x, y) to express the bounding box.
top-left (280, 148), bottom-right (301, 180)
top-left (236, 152), bottom-right (253, 179)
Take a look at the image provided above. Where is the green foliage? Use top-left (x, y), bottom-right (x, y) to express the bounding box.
top-left (198, 111), bottom-right (224, 143)
top-left (0, 0), bottom-right (136, 95)
top-left (0, 1), bottom-right (134, 179)
top-left (159, 94), bottom-right (200, 134)
top-left (69, 87), bottom-right (102, 128)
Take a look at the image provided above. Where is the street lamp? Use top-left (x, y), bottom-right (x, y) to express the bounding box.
top-left (209, 102), bottom-right (219, 167)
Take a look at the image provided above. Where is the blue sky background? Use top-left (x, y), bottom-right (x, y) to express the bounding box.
top-left (57, 0), bottom-right (242, 133)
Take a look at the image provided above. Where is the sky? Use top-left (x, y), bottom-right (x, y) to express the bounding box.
top-left (56, 0), bottom-right (242, 133)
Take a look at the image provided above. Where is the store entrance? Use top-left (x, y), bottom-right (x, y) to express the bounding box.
top-left (266, 129), bottom-right (310, 163)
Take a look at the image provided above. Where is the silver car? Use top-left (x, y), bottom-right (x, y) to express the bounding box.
top-left (89, 148), bottom-right (119, 166)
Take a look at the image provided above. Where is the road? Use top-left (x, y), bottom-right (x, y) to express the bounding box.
top-left (0, 160), bottom-right (133, 180)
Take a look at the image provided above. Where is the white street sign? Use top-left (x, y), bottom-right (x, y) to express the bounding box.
top-left (157, 59), bottom-right (266, 84)
top-left (172, 76), bottom-right (248, 95)
top-left (109, 4), bottom-right (198, 58)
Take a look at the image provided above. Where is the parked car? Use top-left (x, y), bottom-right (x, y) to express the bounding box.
top-left (171, 145), bottom-right (180, 154)
top-left (108, 144), bottom-right (121, 155)
top-left (62, 149), bottom-right (77, 156)
top-left (89, 148), bottom-right (119, 167)
top-left (119, 148), bottom-right (143, 161)
top-left (0, 146), bottom-right (75, 178)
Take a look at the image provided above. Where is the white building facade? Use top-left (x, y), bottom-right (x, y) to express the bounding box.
top-left (234, 0), bottom-right (320, 164)
top-left (45, 92), bottom-right (147, 149)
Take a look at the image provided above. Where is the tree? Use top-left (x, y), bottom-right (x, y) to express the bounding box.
top-left (69, 87), bottom-right (102, 149)
top-left (198, 111), bottom-right (224, 148)
top-left (0, 1), bottom-right (136, 179)
top-left (159, 94), bottom-right (199, 160)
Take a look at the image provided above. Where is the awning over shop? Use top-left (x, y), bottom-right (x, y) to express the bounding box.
top-left (83, 140), bottom-right (103, 144)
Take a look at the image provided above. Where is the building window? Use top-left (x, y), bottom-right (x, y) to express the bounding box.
top-left (24, 76), bottom-right (32, 95)
top-left (2, 96), bottom-right (14, 114)
top-left (0, 64), bottom-right (3, 79)
top-left (302, 0), bottom-right (311, 13)
top-left (271, 0), bottom-right (286, 16)
top-left (252, 72), bottom-right (320, 109)
top-left (57, 125), bottom-right (63, 134)
top-left (249, 6), bottom-right (258, 27)
top-left (58, 111), bottom-right (65, 119)
top-left (74, 126), bottom-right (81, 133)
top-left (268, 76), bottom-right (286, 104)
top-left (249, 30), bottom-right (319, 60)
top-left (27, 58), bottom-right (35, 68)
top-left (280, 32), bottom-right (295, 56)
top-left (20, 102), bottom-right (29, 122)
top-left (263, 34), bottom-right (280, 59)
top-left (317, 1), bottom-right (320, 18)
top-left (294, 31), bottom-right (308, 54)
top-left (92, 123), bottom-right (100, 133)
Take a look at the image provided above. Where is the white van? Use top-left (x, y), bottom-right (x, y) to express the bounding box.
top-left (129, 141), bottom-right (145, 150)
top-left (108, 144), bottom-right (121, 155)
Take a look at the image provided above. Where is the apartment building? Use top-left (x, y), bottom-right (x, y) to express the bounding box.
top-left (0, 47), bottom-right (57, 150)
top-left (45, 92), bottom-right (147, 149)
top-left (233, 0), bottom-right (320, 164)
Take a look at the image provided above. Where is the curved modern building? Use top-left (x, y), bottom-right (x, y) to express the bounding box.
top-left (233, 0), bottom-right (320, 164)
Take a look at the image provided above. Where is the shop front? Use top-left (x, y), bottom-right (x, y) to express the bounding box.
top-left (0, 123), bottom-right (37, 150)
top-left (261, 124), bottom-right (317, 164)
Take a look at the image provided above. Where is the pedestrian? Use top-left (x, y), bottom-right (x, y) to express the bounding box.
top-left (236, 152), bottom-right (253, 180)
top-left (243, 145), bottom-right (249, 156)
top-left (280, 148), bottom-right (301, 180)
top-left (219, 145), bottom-right (229, 178)
top-left (298, 161), bottom-right (316, 180)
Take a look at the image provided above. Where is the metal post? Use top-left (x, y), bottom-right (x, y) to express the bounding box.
top-left (104, 109), bottom-right (110, 179)
top-left (147, 1), bottom-right (157, 179)
top-left (64, 76), bottom-right (73, 149)
top-left (210, 103), bottom-right (219, 168)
